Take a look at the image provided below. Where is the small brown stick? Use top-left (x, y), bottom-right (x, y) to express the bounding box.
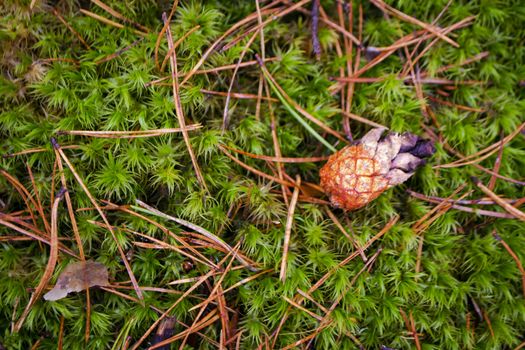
top-left (482, 310), bottom-right (495, 338)
top-left (369, 0), bottom-right (458, 47)
top-left (3, 145), bottom-right (79, 158)
top-left (58, 125), bottom-right (202, 138)
top-left (25, 164), bottom-right (51, 235)
top-left (13, 188), bottom-right (66, 332)
top-left (52, 8), bottom-right (91, 50)
top-left (163, 13), bottom-right (208, 192)
top-left (493, 231), bottom-right (525, 299)
top-left (409, 311), bottom-right (422, 350)
top-left (265, 77), bottom-right (290, 206)
top-left (91, 0), bottom-right (149, 33)
top-left (472, 177), bottom-right (525, 222)
top-left (280, 176), bottom-right (301, 281)
top-left (407, 190), bottom-right (522, 206)
top-left (58, 316), bottom-right (65, 350)
top-left (284, 296), bottom-right (323, 321)
top-left (56, 151), bottom-right (90, 340)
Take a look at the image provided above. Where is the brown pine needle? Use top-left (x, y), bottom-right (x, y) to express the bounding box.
top-left (472, 177), bottom-right (525, 222)
top-left (154, 0), bottom-right (179, 70)
top-left (160, 25), bottom-right (201, 72)
top-left (493, 231), bottom-right (525, 299)
top-left (180, 6), bottom-right (280, 86)
top-left (145, 57), bottom-right (280, 87)
top-left (14, 188), bottom-right (66, 332)
top-left (134, 200), bottom-right (257, 271)
top-left (280, 176), bottom-right (301, 281)
top-left (58, 125), bottom-right (202, 138)
top-left (95, 38), bottom-right (143, 65)
top-left (370, 0), bottom-right (458, 47)
top-left (79, 9), bottom-right (147, 36)
top-left (163, 13), bottom-right (208, 192)
top-left (201, 89), bottom-right (277, 102)
top-left (221, 144), bottom-right (328, 163)
top-left (91, 0), bottom-right (149, 33)
top-left (52, 139), bottom-right (144, 301)
top-left (258, 59), bottom-right (347, 144)
top-left (52, 8), bottom-right (91, 50)
top-left (325, 207), bottom-right (367, 262)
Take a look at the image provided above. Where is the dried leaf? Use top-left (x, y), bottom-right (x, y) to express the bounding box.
top-left (44, 260), bottom-right (109, 301)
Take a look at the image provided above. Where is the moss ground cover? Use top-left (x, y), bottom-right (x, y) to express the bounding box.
top-left (1, 0), bottom-right (524, 349)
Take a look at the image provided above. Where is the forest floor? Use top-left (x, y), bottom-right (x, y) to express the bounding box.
top-left (1, 0), bottom-right (524, 349)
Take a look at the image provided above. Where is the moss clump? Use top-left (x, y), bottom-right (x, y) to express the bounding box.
top-left (1, 0), bottom-right (525, 349)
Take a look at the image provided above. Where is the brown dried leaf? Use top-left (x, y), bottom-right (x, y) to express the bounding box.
top-left (44, 260), bottom-right (109, 301)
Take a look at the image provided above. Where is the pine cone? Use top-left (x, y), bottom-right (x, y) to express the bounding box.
top-left (320, 128), bottom-right (435, 211)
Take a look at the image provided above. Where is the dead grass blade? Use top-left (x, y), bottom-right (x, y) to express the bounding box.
top-left (280, 176), bottom-right (301, 281)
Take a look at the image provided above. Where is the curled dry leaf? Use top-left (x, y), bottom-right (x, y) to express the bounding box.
top-left (44, 260), bottom-right (109, 301)
top-left (320, 128), bottom-right (435, 210)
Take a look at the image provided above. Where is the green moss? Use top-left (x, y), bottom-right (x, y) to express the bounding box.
top-left (1, 0), bottom-right (525, 349)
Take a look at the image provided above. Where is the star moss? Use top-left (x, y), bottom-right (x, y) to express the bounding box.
top-left (1, 0), bottom-right (524, 349)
